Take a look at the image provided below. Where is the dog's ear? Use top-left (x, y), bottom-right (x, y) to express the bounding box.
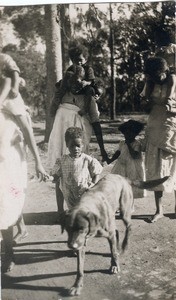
top-left (86, 212), bottom-right (99, 236)
top-left (59, 210), bottom-right (69, 234)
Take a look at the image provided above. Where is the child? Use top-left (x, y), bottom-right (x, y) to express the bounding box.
top-left (50, 44), bottom-right (98, 117)
top-left (143, 57), bottom-right (176, 156)
top-left (51, 127), bottom-right (103, 212)
top-left (0, 52), bottom-right (21, 102)
top-left (108, 119), bottom-right (146, 199)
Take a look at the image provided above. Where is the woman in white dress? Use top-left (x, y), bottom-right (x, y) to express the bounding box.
top-left (0, 58), bottom-right (47, 272)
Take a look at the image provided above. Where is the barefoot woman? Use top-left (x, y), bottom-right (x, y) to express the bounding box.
top-left (0, 70), bottom-right (47, 272)
top-left (143, 57), bottom-right (176, 222)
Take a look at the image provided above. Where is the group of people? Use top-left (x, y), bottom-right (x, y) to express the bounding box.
top-left (0, 26), bottom-right (175, 274)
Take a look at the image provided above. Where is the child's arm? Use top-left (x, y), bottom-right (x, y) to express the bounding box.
top-left (73, 65), bottom-right (95, 93)
top-left (50, 158), bottom-right (62, 182)
top-left (91, 174), bottom-right (100, 185)
top-left (107, 150), bottom-right (121, 164)
top-left (88, 157), bottom-right (103, 187)
top-left (126, 142), bottom-right (141, 159)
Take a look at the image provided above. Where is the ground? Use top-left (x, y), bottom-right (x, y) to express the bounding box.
top-left (1, 115), bottom-right (176, 300)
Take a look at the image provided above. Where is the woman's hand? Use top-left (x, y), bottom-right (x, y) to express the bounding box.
top-left (35, 163), bottom-right (49, 182)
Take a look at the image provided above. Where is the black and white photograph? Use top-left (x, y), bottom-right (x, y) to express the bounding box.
top-left (0, 1), bottom-right (175, 299)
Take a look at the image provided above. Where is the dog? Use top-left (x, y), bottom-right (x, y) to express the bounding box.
top-left (60, 174), bottom-right (169, 296)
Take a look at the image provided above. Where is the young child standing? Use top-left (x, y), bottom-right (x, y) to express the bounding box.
top-left (50, 44), bottom-right (98, 117)
top-left (109, 120), bottom-right (146, 199)
top-left (51, 127), bottom-right (103, 212)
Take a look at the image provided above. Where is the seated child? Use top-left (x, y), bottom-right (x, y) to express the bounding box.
top-left (143, 57), bottom-right (176, 155)
top-left (50, 44), bottom-right (99, 117)
top-left (51, 127), bottom-right (103, 212)
top-left (51, 64), bottom-right (104, 118)
top-left (0, 52), bottom-right (21, 102)
top-left (108, 119), bottom-right (146, 199)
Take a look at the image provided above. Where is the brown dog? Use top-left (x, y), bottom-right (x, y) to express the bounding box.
top-left (60, 174), bottom-right (169, 296)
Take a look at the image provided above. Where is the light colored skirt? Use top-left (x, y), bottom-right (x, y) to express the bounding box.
top-left (0, 112), bottom-right (27, 230)
top-left (47, 103), bottom-right (92, 170)
top-left (145, 142), bottom-right (176, 192)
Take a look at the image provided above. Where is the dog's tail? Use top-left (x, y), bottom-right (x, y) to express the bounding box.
top-left (131, 176), bottom-right (169, 189)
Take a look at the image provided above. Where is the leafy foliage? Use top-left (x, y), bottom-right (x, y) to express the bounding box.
top-left (67, 2), bottom-right (175, 113)
top-left (0, 2), bottom-right (175, 117)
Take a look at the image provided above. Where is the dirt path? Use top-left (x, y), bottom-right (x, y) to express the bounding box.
top-left (1, 118), bottom-right (176, 300)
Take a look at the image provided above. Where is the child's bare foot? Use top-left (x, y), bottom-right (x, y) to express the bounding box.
top-left (13, 230), bottom-right (28, 245)
top-left (150, 213), bottom-right (164, 223)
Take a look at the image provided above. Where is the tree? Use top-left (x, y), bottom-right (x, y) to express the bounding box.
top-left (44, 4), bottom-right (62, 142)
top-left (109, 3), bottom-right (116, 120)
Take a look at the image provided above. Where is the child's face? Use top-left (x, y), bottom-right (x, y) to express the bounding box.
top-left (67, 137), bottom-right (83, 158)
top-left (73, 54), bottom-right (87, 66)
top-left (123, 130), bottom-right (136, 143)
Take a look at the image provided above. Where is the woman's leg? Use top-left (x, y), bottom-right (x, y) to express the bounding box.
top-left (151, 191), bottom-right (164, 222)
top-left (1, 226), bottom-right (15, 272)
top-left (13, 215), bottom-right (28, 244)
top-left (174, 190), bottom-right (176, 215)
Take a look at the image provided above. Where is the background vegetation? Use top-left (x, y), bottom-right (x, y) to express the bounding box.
top-left (0, 2), bottom-right (175, 122)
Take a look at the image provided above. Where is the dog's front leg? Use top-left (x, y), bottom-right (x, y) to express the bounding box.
top-left (108, 232), bottom-right (120, 274)
top-left (69, 246), bottom-right (85, 296)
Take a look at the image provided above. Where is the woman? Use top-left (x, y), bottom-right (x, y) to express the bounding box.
top-left (47, 80), bottom-right (108, 217)
top-left (0, 77), bottom-right (47, 272)
top-left (143, 57), bottom-right (176, 222)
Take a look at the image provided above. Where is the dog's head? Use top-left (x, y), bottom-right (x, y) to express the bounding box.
top-left (60, 209), bottom-right (99, 250)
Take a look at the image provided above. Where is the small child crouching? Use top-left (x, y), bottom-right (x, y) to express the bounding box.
top-left (108, 119), bottom-right (146, 200)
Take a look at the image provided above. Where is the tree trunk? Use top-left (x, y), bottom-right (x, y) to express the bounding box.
top-left (44, 4), bottom-right (62, 142)
top-left (59, 4), bottom-right (72, 72)
top-left (109, 3), bottom-right (116, 120)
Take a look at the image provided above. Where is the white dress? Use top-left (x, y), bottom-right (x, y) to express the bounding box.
top-left (52, 153), bottom-right (103, 209)
top-left (47, 92), bottom-right (100, 170)
top-left (145, 82), bottom-right (176, 192)
top-left (0, 96), bottom-right (27, 230)
top-left (111, 140), bottom-right (146, 198)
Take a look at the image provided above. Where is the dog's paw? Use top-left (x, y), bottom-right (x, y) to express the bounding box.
top-left (69, 285), bottom-right (83, 296)
top-left (110, 265), bottom-right (120, 274)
